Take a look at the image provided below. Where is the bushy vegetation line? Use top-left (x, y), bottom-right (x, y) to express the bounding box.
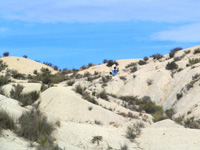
top-left (126, 122), bottom-right (144, 141)
top-left (119, 96), bottom-right (165, 122)
top-left (10, 84), bottom-right (40, 106)
top-left (75, 85), bottom-right (98, 105)
top-left (29, 68), bottom-right (67, 85)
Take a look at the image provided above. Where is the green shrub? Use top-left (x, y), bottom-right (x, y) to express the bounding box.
top-left (189, 58), bottom-right (200, 65)
top-left (102, 75), bottom-right (112, 83)
top-left (138, 60), bottom-right (147, 65)
top-left (173, 56), bottom-right (182, 62)
top-left (0, 60), bottom-right (8, 71)
top-left (103, 59), bottom-right (108, 64)
top-left (97, 91), bottom-right (108, 101)
top-left (146, 79), bottom-right (153, 86)
top-left (53, 66), bottom-right (58, 71)
top-left (130, 67), bottom-right (137, 73)
top-left (106, 60), bottom-right (118, 67)
top-left (169, 47), bottom-right (182, 58)
top-left (151, 54), bottom-right (163, 60)
top-left (0, 75), bottom-right (10, 86)
top-left (3, 52), bottom-right (9, 57)
top-left (165, 61), bottom-right (178, 70)
top-left (83, 72), bottom-right (91, 77)
top-left (82, 92), bottom-right (98, 105)
top-left (17, 103), bottom-right (55, 142)
top-left (91, 136), bottom-right (103, 145)
top-left (0, 110), bottom-right (15, 130)
top-left (23, 55), bottom-right (28, 58)
top-left (165, 108), bottom-right (175, 119)
top-left (67, 80), bottom-right (75, 86)
top-left (193, 48), bottom-right (200, 54)
top-left (94, 120), bottom-right (102, 125)
top-left (10, 84), bottom-right (40, 106)
top-left (176, 93), bottom-right (183, 100)
top-left (33, 70), bottom-right (38, 75)
top-left (120, 144), bottom-right (128, 150)
top-left (126, 122), bottom-right (142, 141)
top-left (75, 85), bottom-right (85, 95)
top-left (87, 75), bottom-right (101, 82)
top-left (41, 84), bottom-right (48, 92)
top-left (143, 56), bottom-right (149, 61)
top-left (138, 100), bottom-right (163, 115)
top-left (174, 116), bottom-right (183, 125)
top-left (11, 70), bottom-right (26, 79)
top-left (184, 118), bottom-right (200, 129)
top-left (153, 111), bottom-right (167, 122)
top-left (184, 50), bottom-right (190, 54)
top-left (119, 76), bottom-right (127, 81)
top-left (125, 63), bottom-right (137, 68)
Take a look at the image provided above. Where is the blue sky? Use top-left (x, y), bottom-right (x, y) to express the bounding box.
top-left (0, 0), bottom-right (199, 69)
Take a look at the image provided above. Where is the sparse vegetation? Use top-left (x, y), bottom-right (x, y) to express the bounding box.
top-left (165, 61), bottom-right (178, 70)
top-left (146, 79), bottom-right (153, 86)
top-left (0, 110), bottom-right (15, 130)
top-left (126, 122), bottom-right (143, 141)
top-left (17, 103), bottom-right (55, 142)
top-left (97, 91), bottom-right (109, 101)
top-left (10, 84), bottom-right (40, 106)
top-left (94, 120), bottom-right (102, 125)
top-left (11, 70), bottom-right (26, 79)
top-left (23, 55), bottom-right (28, 58)
top-left (169, 47), bottom-right (182, 58)
top-left (0, 75), bottom-right (11, 86)
top-left (82, 92), bottom-right (98, 105)
top-left (120, 144), bottom-right (128, 150)
top-left (91, 136), bottom-right (103, 145)
top-left (165, 108), bottom-right (175, 119)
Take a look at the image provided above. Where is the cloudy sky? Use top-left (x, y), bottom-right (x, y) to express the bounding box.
top-left (0, 0), bottom-right (199, 69)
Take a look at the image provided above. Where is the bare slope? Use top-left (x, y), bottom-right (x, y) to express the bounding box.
top-left (0, 56), bottom-right (56, 75)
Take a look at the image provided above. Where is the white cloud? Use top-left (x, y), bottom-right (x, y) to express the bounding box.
top-left (152, 23), bottom-right (200, 42)
top-left (0, 0), bottom-right (200, 23)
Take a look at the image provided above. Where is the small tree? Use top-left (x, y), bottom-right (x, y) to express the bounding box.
top-left (3, 52), bottom-right (9, 57)
top-left (165, 61), bottom-right (178, 70)
top-left (23, 55), bottom-right (28, 58)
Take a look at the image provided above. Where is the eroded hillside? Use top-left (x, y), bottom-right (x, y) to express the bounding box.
top-left (1, 46), bottom-right (200, 150)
